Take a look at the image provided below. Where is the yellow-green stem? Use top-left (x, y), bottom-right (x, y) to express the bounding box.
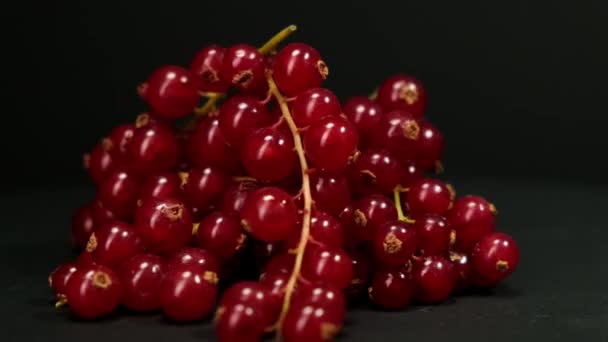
top-left (393, 188), bottom-right (415, 224)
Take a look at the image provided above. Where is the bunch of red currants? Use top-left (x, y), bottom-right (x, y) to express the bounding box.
top-left (49, 26), bottom-right (520, 341)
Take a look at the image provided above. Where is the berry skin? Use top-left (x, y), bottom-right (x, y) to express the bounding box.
top-left (472, 232), bottom-right (519, 286)
top-left (372, 220), bottom-right (417, 267)
top-left (215, 303), bottom-right (267, 342)
top-left (400, 160), bottom-right (423, 188)
top-left (376, 74), bottom-right (426, 117)
top-left (221, 44), bottom-right (265, 91)
top-left (120, 253), bottom-right (165, 311)
top-left (64, 264), bottom-right (122, 319)
top-left (159, 264), bottom-right (218, 322)
top-left (287, 211), bottom-right (344, 250)
top-left (139, 65), bottom-right (200, 120)
top-left (292, 283), bottom-right (346, 323)
top-left (309, 171), bottom-right (351, 217)
top-left (188, 116), bottom-right (241, 172)
top-left (291, 88), bottom-right (341, 127)
top-left (351, 194), bottom-right (398, 242)
top-left (84, 139), bottom-right (116, 185)
top-left (303, 116), bottom-right (359, 173)
top-left (219, 281), bottom-right (277, 326)
top-left (370, 110), bottom-right (420, 163)
top-left (71, 203), bottom-right (97, 249)
top-left (190, 45), bottom-right (230, 92)
top-left (415, 121), bottom-right (444, 171)
top-left (272, 43), bottom-right (328, 97)
top-left (166, 247), bottom-right (219, 274)
top-left (181, 167), bottom-right (229, 214)
top-left (88, 221), bottom-right (141, 268)
top-left (139, 172), bottom-right (183, 200)
top-left (344, 250), bottom-right (371, 301)
top-left (343, 96), bottom-right (383, 144)
top-left (413, 214), bottom-right (451, 256)
top-left (302, 246), bottom-right (353, 289)
top-left (449, 251), bottom-right (473, 291)
top-left (49, 262), bottom-right (78, 300)
top-left (107, 123), bottom-right (135, 160)
top-left (97, 169), bottom-right (140, 220)
top-left (368, 269), bottom-right (416, 310)
top-left (240, 127), bottom-right (297, 182)
top-left (447, 195), bottom-right (496, 253)
top-left (406, 178), bottom-right (454, 216)
top-left (240, 187), bottom-right (297, 242)
top-left (281, 304), bottom-right (342, 342)
top-left (413, 255), bottom-right (455, 304)
top-left (252, 240), bottom-right (285, 271)
top-left (218, 95), bottom-right (272, 149)
top-left (350, 148), bottom-right (402, 195)
top-left (263, 253), bottom-right (295, 276)
top-left (134, 197), bottom-right (193, 255)
top-left (220, 181), bottom-right (256, 216)
top-left (127, 123), bottom-right (179, 177)
top-left (259, 272), bottom-right (290, 314)
top-left (196, 211), bottom-right (246, 261)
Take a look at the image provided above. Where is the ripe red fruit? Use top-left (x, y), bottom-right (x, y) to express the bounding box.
top-left (120, 253), bottom-right (165, 311)
top-left (272, 43), bottom-right (328, 97)
top-left (71, 203), bottom-right (97, 249)
top-left (159, 264), bottom-right (218, 321)
top-left (303, 116), bottom-right (359, 173)
top-left (309, 171), bottom-right (351, 217)
top-left (368, 269), bottom-right (416, 310)
top-left (301, 247), bottom-right (353, 289)
top-left (219, 281), bottom-right (277, 326)
top-left (292, 283), bottom-right (346, 323)
top-left (181, 167), bottom-right (229, 213)
top-left (344, 251), bottom-right (371, 301)
top-left (413, 255), bottom-right (455, 303)
top-left (350, 194), bottom-right (398, 242)
top-left (215, 303), bottom-right (267, 342)
top-left (139, 65), bottom-right (200, 119)
top-left (166, 247), bottom-right (219, 274)
top-left (288, 211), bottom-right (344, 250)
top-left (84, 139), bottom-right (116, 184)
top-left (240, 187), bottom-right (297, 242)
top-left (343, 96), bottom-right (383, 143)
top-left (449, 251), bottom-right (473, 291)
top-left (448, 195), bottom-right (496, 253)
top-left (106, 123), bottom-right (135, 160)
top-left (415, 121), bottom-right (444, 171)
top-left (220, 181), bottom-right (256, 216)
top-left (281, 304), bottom-right (342, 342)
top-left (196, 211), bottom-right (246, 260)
top-left (350, 148), bottom-right (402, 195)
top-left (49, 262), bottom-right (78, 300)
top-left (139, 172), bottom-right (183, 200)
top-left (370, 110), bottom-right (420, 163)
top-left (190, 45), bottom-right (230, 92)
top-left (472, 232), bottom-right (519, 286)
top-left (188, 116), bottom-right (241, 172)
top-left (240, 127), bottom-right (297, 182)
top-left (64, 264), bottom-right (122, 319)
top-left (218, 95), bottom-right (272, 149)
top-left (97, 169), bottom-right (140, 220)
top-left (412, 214), bottom-right (451, 256)
top-left (291, 88), bottom-right (341, 127)
top-left (259, 272), bottom-right (290, 314)
top-left (221, 44), bottom-right (265, 91)
top-left (88, 221), bottom-right (141, 268)
top-left (372, 220), bottom-right (417, 267)
top-left (406, 178), bottom-right (454, 216)
top-left (376, 74), bottom-right (426, 117)
top-left (127, 123), bottom-right (179, 177)
top-left (134, 197), bottom-right (193, 255)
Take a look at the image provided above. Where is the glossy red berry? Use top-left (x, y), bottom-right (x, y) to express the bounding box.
top-left (259, 272), bottom-right (289, 314)
top-left (413, 214), bottom-right (451, 256)
top-left (215, 303), bottom-right (267, 342)
top-left (415, 121), bottom-right (444, 171)
top-left (447, 195), bottom-right (496, 253)
top-left (472, 232), bottom-right (519, 286)
top-left (413, 255), bottom-right (455, 303)
top-left (406, 178), bottom-right (454, 216)
top-left (221, 44), bottom-right (265, 91)
top-left (449, 251), bottom-right (473, 291)
top-left (240, 187), bottom-right (297, 242)
top-left (291, 88), bottom-right (341, 127)
top-left (127, 123), bottom-right (178, 177)
top-left (97, 169), bottom-right (140, 220)
top-left (218, 95), bottom-right (272, 149)
top-left (71, 203), bottom-right (97, 249)
top-left (343, 96), bottom-right (383, 143)
top-left (91, 200), bottom-right (117, 225)
top-left (120, 253), bottom-right (165, 311)
top-left (302, 246), bottom-right (352, 289)
top-left (372, 220), bottom-right (417, 267)
top-left (272, 43), bottom-right (328, 97)
top-left (84, 139), bottom-right (116, 184)
top-left (219, 281), bottom-right (276, 325)
top-left (107, 124), bottom-right (135, 160)
top-left (288, 211), bottom-right (344, 250)
top-left (309, 171), bottom-right (351, 217)
top-left (88, 221), bottom-right (141, 268)
top-left (281, 304), bottom-right (341, 342)
top-left (376, 74), bottom-right (426, 117)
top-left (368, 269), bottom-right (416, 310)
top-left (303, 116), bottom-right (358, 173)
top-left (351, 194), bottom-right (398, 242)
top-left (196, 211), bottom-right (246, 260)
top-left (182, 167), bottom-right (229, 213)
top-left (134, 197), bottom-right (193, 254)
top-left (344, 250), bottom-right (371, 301)
top-left (292, 283), bottom-right (346, 323)
top-left (400, 160), bottom-right (423, 188)
top-left (166, 247), bottom-right (219, 274)
top-left (240, 127), bottom-right (297, 182)
top-left (139, 65), bottom-right (200, 119)
top-left (350, 148), bottom-right (402, 195)
top-left (139, 172), bottom-right (183, 200)
top-left (159, 264), bottom-right (218, 322)
top-left (252, 241), bottom-right (285, 271)
top-left (190, 45), bottom-right (230, 92)
top-left (65, 264), bottom-right (122, 319)
top-left (370, 110), bottom-right (421, 163)
top-left (188, 116), bottom-right (241, 172)
top-left (220, 181), bottom-right (256, 216)
top-left (49, 262), bottom-right (78, 300)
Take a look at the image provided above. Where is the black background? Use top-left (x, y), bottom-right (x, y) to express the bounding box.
top-left (3, 1), bottom-right (608, 341)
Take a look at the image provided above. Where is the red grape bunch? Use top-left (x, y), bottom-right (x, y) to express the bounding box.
top-left (51, 25), bottom-right (520, 341)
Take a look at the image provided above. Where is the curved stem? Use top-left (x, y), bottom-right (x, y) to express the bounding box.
top-left (266, 71), bottom-right (312, 331)
top-left (393, 188), bottom-right (415, 224)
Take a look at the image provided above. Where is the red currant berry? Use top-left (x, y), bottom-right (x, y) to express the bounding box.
top-left (372, 220), bottom-right (417, 267)
top-left (415, 121), bottom-right (444, 171)
top-left (120, 253), bottom-right (165, 311)
top-left (49, 262), bottom-right (78, 300)
top-left (281, 304), bottom-right (341, 342)
top-left (188, 116), bottom-right (241, 172)
top-left (400, 160), bottom-right (423, 187)
top-left (376, 74), bottom-right (426, 117)
top-left (292, 283), bottom-right (346, 323)
top-left (221, 44), bottom-right (265, 91)
top-left (107, 123), bottom-right (135, 160)
top-left (413, 214), bottom-right (451, 256)
top-left (343, 96), bottom-right (383, 143)
top-left (166, 247), bottom-right (219, 274)
top-left (240, 127), bottom-right (297, 182)
top-left (91, 200), bottom-right (116, 225)
top-left (87, 221), bottom-right (141, 268)
top-left (413, 255), bottom-right (455, 303)
top-left (139, 65), bottom-right (200, 120)
top-left (190, 45), bottom-right (230, 92)
top-left (302, 246), bottom-right (352, 289)
top-left (352, 194), bottom-right (398, 241)
top-left (370, 110), bottom-right (421, 163)
top-left (219, 281), bottom-right (276, 325)
top-left (127, 123), bottom-right (178, 177)
top-left (64, 264), bottom-right (122, 319)
top-left (350, 148), bottom-right (402, 195)
top-left (215, 303), bottom-right (266, 342)
top-left (84, 139), bottom-right (116, 184)
top-left (252, 240), bottom-right (285, 271)
top-left (71, 203), bottom-right (97, 249)
top-left (472, 232), bottom-right (519, 286)
top-left (406, 178), bottom-right (454, 216)
top-left (309, 171), bottom-right (351, 217)
top-left (218, 95), bottom-right (272, 149)
top-left (272, 43), bottom-right (328, 97)
top-left (447, 195), bottom-right (496, 253)
top-left (181, 167), bottom-right (229, 213)
top-left (303, 116), bottom-right (358, 173)
top-left (344, 250), bottom-right (371, 301)
top-left (159, 264), bottom-right (218, 322)
top-left (448, 251), bottom-right (473, 291)
top-left (134, 197), bottom-right (193, 254)
top-left (196, 211), bottom-right (246, 260)
top-left (97, 169), bottom-right (140, 220)
top-left (291, 88), bottom-right (341, 127)
top-left (139, 172), bottom-right (183, 200)
top-left (368, 269), bottom-right (416, 310)
top-left (287, 211), bottom-right (344, 250)
top-left (240, 187), bottom-right (297, 242)
top-left (220, 181), bottom-right (256, 216)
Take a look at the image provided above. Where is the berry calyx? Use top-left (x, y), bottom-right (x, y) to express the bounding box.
top-left (134, 197), bottom-right (193, 254)
top-left (190, 45), bottom-right (230, 93)
top-left (372, 220), bottom-right (417, 267)
top-left (472, 232), bottom-right (519, 286)
top-left (221, 44), bottom-right (265, 91)
top-left (64, 264), bottom-right (122, 319)
top-left (376, 74), bottom-right (426, 117)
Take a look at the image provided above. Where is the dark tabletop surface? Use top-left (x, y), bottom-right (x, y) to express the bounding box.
top-left (4, 178), bottom-right (607, 341)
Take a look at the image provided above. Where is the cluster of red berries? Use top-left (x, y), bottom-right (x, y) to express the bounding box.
top-left (49, 26), bottom-right (520, 341)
